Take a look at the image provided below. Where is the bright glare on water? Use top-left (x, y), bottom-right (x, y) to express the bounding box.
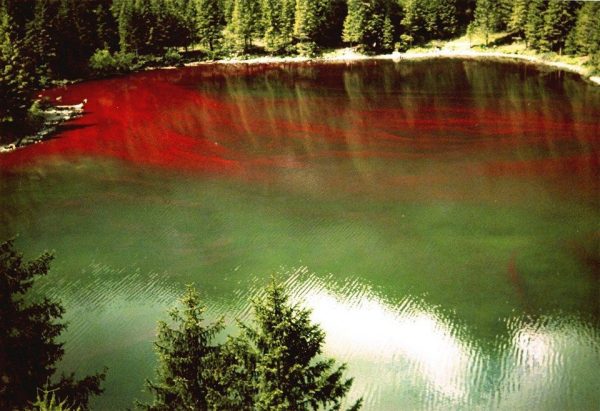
top-left (0, 59), bottom-right (599, 410)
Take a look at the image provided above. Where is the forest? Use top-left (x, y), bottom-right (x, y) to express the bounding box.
top-left (1, 0), bottom-right (599, 141)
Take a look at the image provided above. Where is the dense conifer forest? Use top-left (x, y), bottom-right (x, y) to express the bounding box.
top-left (1, 0), bottom-right (599, 143)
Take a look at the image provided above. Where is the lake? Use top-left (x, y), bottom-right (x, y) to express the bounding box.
top-left (1, 59), bottom-right (599, 410)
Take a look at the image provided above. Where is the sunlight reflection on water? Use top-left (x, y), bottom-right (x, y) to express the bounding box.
top-left (259, 268), bottom-right (600, 410)
top-left (41, 263), bottom-right (600, 410)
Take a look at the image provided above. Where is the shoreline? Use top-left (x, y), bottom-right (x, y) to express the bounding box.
top-left (183, 47), bottom-right (600, 86)
top-left (396, 49), bottom-right (600, 86)
top-left (0, 102), bottom-right (85, 154)
top-left (2, 46), bottom-right (597, 153)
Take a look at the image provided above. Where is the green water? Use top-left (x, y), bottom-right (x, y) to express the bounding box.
top-left (1, 59), bottom-right (599, 410)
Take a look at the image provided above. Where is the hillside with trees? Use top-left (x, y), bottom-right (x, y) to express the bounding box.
top-left (1, 0), bottom-right (599, 144)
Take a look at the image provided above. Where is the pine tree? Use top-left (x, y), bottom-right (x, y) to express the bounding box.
top-left (401, 0), bottom-right (458, 44)
top-left (280, 0), bottom-right (296, 51)
top-left (197, 0), bottom-right (224, 51)
top-left (566, 2), bottom-right (600, 57)
top-left (293, 0), bottom-right (319, 52)
top-left (262, 0), bottom-right (287, 53)
top-left (229, 0), bottom-right (261, 54)
top-left (470, 0), bottom-right (497, 46)
top-left (0, 239), bottom-right (105, 410)
top-left (342, 0), bottom-right (364, 46)
top-left (23, 0), bottom-right (56, 87)
top-left (495, 0), bottom-right (513, 31)
top-left (140, 285), bottom-right (224, 410)
top-left (142, 281), bottom-right (362, 410)
top-left (382, 13), bottom-right (394, 51)
top-left (508, 0), bottom-right (529, 39)
top-left (209, 280), bottom-right (363, 410)
top-left (539, 0), bottom-right (578, 54)
top-left (94, 2), bottom-right (118, 51)
top-left (0, 7), bottom-right (31, 133)
top-left (173, 0), bottom-right (197, 49)
top-left (426, 0), bottom-right (458, 39)
top-left (525, 0), bottom-right (546, 50)
top-left (118, 0), bottom-right (136, 53)
top-left (401, 0), bottom-right (425, 42)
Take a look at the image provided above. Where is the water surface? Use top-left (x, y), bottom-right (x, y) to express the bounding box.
top-left (1, 59), bottom-right (599, 410)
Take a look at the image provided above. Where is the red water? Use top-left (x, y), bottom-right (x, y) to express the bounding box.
top-left (1, 61), bottom-right (598, 195)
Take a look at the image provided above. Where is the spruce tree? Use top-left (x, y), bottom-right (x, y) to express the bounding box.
top-left (495, 0), bottom-right (513, 31)
top-left (118, 0), bottom-right (136, 53)
top-left (293, 0), bottom-right (338, 54)
top-left (293, 0), bottom-right (319, 52)
top-left (53, 0), bottom-right (103, 76)
top-left (143, 281), bottom-right (362, 410)
top-left (132, 0), bottom-right (156, 54)
top-left (262, 0), bottom-right (286, 53)
top-left (566, 2), bottom-right (600, 57)
top-left (525, 0), bottom-right (546, 50)
top-left (470, 0), bottom-right (497, 46)
top-left (342, 0), bottom-right (394, 52)
top-left (426, 0), bottom-right (458, 40)
top-left (24, 0), bottom-right (56, 87)
top-left (508, 0), bottom-right (529, 40)
top-left (539, 0), bottom-right (577, 54)
top-left (342, 0), bottom-right (364, 46)
top-left (382, 13), bottom-right (394, 51)
top-left (251, 280), bottom-right (361, 410)
top-left (149, 0), bottom-right (170, 51)
top-left (196, 0), bottom-right (224, 52)
top-left (455, 0), bottom-right (476, 30)
top-left (55, 0), bottom-right (78, 74)
top-left (318, 0), bottom-right (346, 47)
top-left (229, 0), bottom-right (261, 54)
top-left (401, 0), bottom-right (425, 43)
top-left (94, 2), bottom-right (118, 51)
top-left (172, 0), bottom-right (197, 50)
top-left (280, 0), bottom-right (296, 52)
top-left (0, 7), bottom-right (31, 134)
top-left (0, 240), bottom-right (105, 410)
top-left (140, 286), bottom-right (224, 410)
top-left (402, 0), bottom-right (458, 44)
top-left (209, 280), bottom-right (362, 410)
